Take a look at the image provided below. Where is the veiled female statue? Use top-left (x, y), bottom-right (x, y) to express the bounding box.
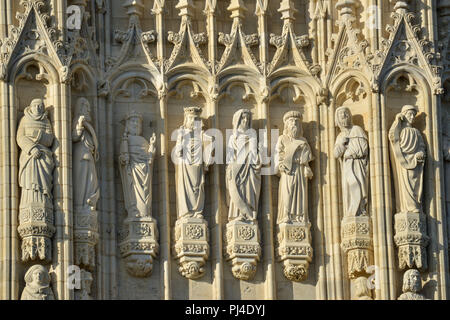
top-left (276, 111), bottom-right (314, 224)
top-left (17, 99), bottom-right (55, 214)
top-left (334, 106), bottom-right (369, 217)
top-left (119, 111), bottom-right (156, 218)
top-left (389, 105), bottom-right (426, 213)
top-left (226, 109), bottom-right (261, 222)
top-left (21, 265), bottom-right (54, 300)
top-left (173, 107), bottom-right (209, 219)
top-left (72, 97), bottom-right (99, 213)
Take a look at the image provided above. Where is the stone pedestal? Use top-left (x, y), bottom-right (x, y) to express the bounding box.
top-left (277, 222), bottom-right (313, 281)
top-left (394, 212), bottom-right (429, 270)
top-left (341, 216), bottom-right (373, 279)
top-left (173, 217), bottom-right (209, 279)
top-left (118, 217), bottom-right (159, 277)
top-left (224, 220), bottom-right (261, 281)
top-left (74, 207), bottom-right (99, 270)
top-left (18, 203), bottom-right (55, 262)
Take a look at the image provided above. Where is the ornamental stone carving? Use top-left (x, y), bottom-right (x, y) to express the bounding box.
top-left (389, 105), bottom-right (429, 271)
top-left (334, 106), bottom-right (373, 279)
top-left (21, 264), bottom-right (54, 300)
top-left (118, 111), bottom-right (159, 277)
top-left (17, 99), bottom-right (55, 262)
top-left (72, 97), bottom-right (99, 270)
top-left (398, 269), bottom-right (427, 300)
top-left (225, 109), bottom-right (262, 280)
top-left (275, 111), bottom-right (314, 282)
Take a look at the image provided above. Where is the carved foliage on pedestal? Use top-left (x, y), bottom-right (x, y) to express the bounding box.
top-left (225, 221), bottom-right (261, 281)
top-left (341, 216), bottom-right (373, 279)
top-left (173, 218), bottom-right (209, 279)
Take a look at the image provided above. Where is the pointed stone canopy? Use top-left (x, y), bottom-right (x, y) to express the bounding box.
top-left (176, 0), bottom-right (195, 18)
top-left (391, 0), bottom-right (411, 13)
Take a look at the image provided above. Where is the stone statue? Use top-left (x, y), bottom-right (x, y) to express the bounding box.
top-left (173, 106), bottom-right (211, 219)
top-left (72, 97), bottom-right (99, 269)
top-left (17, 99), bottom-right (55, 262)
top-left (226, 109), bottom-right (261, 222)
top-left (354, 276), bottom-right (373, 300)
top-left (21, 265), bottom-right (54, 300)
top-left (75, 269), bottom-right (93, 300)
top-left (73, 97), bottom-right (99, 216)
top-left (398, 269), bottom-right (426, 300)
top-left (334, 106), bottom-right (369, 217)
top-left (389, 105), bottom-right (426, 214)
top-left (118, 110), bottom-right (159, 277)
top-left (119, 111), bottom-right (156, 218)
top-left (276, 111), bottom-right (313, 224)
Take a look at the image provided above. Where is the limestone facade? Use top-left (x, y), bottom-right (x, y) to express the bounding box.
top-left (0, 0), bottom-right (449, 300)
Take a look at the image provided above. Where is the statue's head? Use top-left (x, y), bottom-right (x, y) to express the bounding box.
top-left (283, 111), bottom-right (303, 138)
top-left (233, 109), bottom-right (252, 132)
top-left (25, 265), bottom-right (50, 287)
top-left (335, 106), bottom-right (352, 128)
top-left (183, 106), bottom-right (202, 130)
top-left (355, 276), bottom-right (372, 299)
top-left (402, 269), bottom-right (422, 293)
top-left (29, 99), bottom-right (45, 116)
top-left (124, 110), bottom-right (143, 136)
top-left (401, 105), bottom-right (419, 125)
top-left (80, 269), bottom-right (93, 294)
top-left (75, 97), bottom-right (91, 122)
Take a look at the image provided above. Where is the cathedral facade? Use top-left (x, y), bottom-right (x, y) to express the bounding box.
top-left (0, 0), bottom-right (449, 300)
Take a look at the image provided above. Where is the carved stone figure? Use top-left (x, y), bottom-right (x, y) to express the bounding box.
top-left (390, 105), bottom-right (429, 271)
top-left (119, 111), bottom-right (156, 219)
top-left (275, 111), bottom-right (314, 282)
top-left (17, 99), bottom-right (55, 262)
top-left (172, 107), bottom-right (211, 279)
top-left (443, 110), bottom-right (450, 256)
top-left (225, 109), bottom-right (262, 280)
top-left (72, 97), bottom-right (99, 269)
top-left (398, 269), bottom-right (427, 300)
top-left (118, 111), bottom-right (159, 277)
top-left (335, 107), bottom-right (373, 279)
top-left (389, 105), bottom-right (426, 214)
top-left (173, 106), bottom-right (211, 219)
top-left (354, 276), bottom-right (373, 300)
top-left (226, 109), bottom-right (262, 222)
top-left (21, 265), bottom-right (54, 300)
top-left (334, 106), bottom-right (369, 217)
top-left (75, 269), bottom-right (93, 300)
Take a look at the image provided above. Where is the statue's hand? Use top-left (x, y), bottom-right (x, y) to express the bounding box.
top-left (119, 153), bottom-right (129, 165)
top-left (396, 113), bottom-right (405, 122)
top-left (30, 148), bottom-right (42, 159)
top-left (305, 166), bottom-right (314, 179)
top-left (416, 151), bottom-right (426, 162)
top-left (279, 163), bottom-right (289, 174)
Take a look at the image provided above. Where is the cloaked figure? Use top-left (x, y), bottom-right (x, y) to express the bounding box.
top-left (21, 265), bottom-right (55, 300)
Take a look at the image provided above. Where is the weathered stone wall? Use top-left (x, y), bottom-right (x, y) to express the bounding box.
top-left (0, 0), bottom-right (449, 300)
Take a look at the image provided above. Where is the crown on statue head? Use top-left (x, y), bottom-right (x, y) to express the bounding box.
top-left (124, 109), bottom-right (143, 121)
top-left (184, 106), bottom-right (202, 116)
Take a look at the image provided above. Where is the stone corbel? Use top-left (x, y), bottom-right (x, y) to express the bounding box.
top-left (119, 217), bottom-right (159, 277)
top-left (277, 222), bottom-right (313, 281)
top-left (173, 217), bottom-right (209, 279)
top-left (394, 212), bottom-right (429, 270)
top-left (341, 216), bottom-right (373, 279)
top-left (224, 220), bottom-right (261, 280)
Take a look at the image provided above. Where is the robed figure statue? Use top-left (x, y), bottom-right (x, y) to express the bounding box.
top-left (226, 109), bottom-right (261, 222)
top-left (276, 111), bottom-right (314, 224)
top-left (334, 106), bottom-right (369, 217)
